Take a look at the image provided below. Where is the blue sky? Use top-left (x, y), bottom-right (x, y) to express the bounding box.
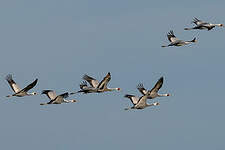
top-left (0, 0), bottom-right (225, 149)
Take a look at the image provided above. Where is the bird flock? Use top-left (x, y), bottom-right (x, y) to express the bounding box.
top-left (5, 17), bottom-right (224, 110)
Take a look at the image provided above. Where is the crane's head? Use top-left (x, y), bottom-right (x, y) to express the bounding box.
top-left (32, 92), bottom-right (38, 95)
top-left (71, 100), bottom-right (77, 103)
top-left (153, 102), bottom-right (160, 106)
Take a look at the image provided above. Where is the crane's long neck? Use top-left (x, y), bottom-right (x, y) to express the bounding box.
top-left (63, 99), bottom-right (77, 103)
top-left (158, 93), bottom-right (169, 97)
top-left (106, 88), bottom-right (120, 91)
top-left (210, 23), bottom-right (222, 26)
top-left (147, 102), bottom-right (160, 107)
top-left (27, 92), bottom-right (37, 96)
top-left (146, 103), bottom-right (154, 107)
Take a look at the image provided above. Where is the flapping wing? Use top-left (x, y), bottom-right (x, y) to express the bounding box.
top-left (21, 79), bottom-right (38, 92)
top-left (124, 94), bottom-right (139, 105)
top-left (137, 83), bottom-right (148, 95)
top-left (136, 95), bottom-right (147, 106)
top-left (97, 72), bottom-right (111, 90)
top-left (83, 74), bottom-right (99, 88)
top-left (59, 92), bottom-right (69, 98)
top-left (5, 74), bottom-right (21, 93)
top-left (192, 17), bottom-right (205, 25)
top-left (54, 92), bottom-right (69, 103)
top-left (42, 90), bottom-right (57, 100)
top-left (167, 30), bottom-right (179, 42)
top-left (137, 91), bottom-right (151, 106)
top-left (80, 81), bottom-right (88, 89)
top-left (150, 77), bottom-right (163, 94)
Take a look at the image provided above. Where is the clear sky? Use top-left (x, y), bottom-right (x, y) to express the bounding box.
top-left (0, 0), bottom-right (225, 149)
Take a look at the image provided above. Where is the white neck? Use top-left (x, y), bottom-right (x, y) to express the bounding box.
top-left (107, 88), bottom-right (120, 91)
top-left (158, 93), bottom-right (169, 97)
top-left (146, 103), bottom-right (153, 107)
top-left (210, 23), bottom-right (221, 26)
top-left (147, 102), bottom-right (159, 107)
top-left (27, 92), bottom-right (36, 96)
top-left (146, 103), bottom-right (155, 107)
top-left (63, 99), bottom-right (76, 103)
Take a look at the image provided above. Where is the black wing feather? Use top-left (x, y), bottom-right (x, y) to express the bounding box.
top-left (150, 77), bottom-right (163, 93)
top-left (136, 83), bottom-right (147, 95)
top-left (167, 30), bottom-right (176, 42)
top-left (21, 79), bottom-right (38, 92)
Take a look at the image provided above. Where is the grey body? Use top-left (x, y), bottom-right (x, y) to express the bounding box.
top-left (184, 17), bottom-right (224, 31)
top-left (124, 93), bottom-right (160, 110)
top-left (76, 81), bottom-right (101, 94)
top-left (162, 30), bottom-right (197, 47)
top-left (5, 74), bottom-right (38, 97)
top-left (41, 90), bottom-right (77, 105)
top-left (137, 77), bottom-right (170, 99)
top-left (71, 72), bottom-right (120, 94)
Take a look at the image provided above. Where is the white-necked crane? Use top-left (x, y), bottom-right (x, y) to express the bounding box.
top-left (5, 74), bottom-right (38, 97)
top-left (124, 93), bottom-right (160, 110)
top-left (185, 17), bottom-right (224, 31)
top-left (70, 72), bottom-right (120, 94)
top-left (137, 77), bottom-right (170, 99)
top-left (162, 30), bottom-right (197, 47)
top-left (40, 90), bottom-right (77, 105)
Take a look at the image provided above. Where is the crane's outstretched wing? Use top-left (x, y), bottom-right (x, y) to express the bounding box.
top-left (192, 17), bottom-right (205, 25)
top-left (52, 92), bottom-right (69, 104)
top-left (137, 83), bottom-right (148, 95)
top-left (150, 77), bottom-right (164, 94)
top-left (83, 74), bottom-right (99, 88)
top-left (97, 72), bottom-right (111, 90)
top-left (167, 30), bottom-right (179, 42)
top-left (79, 81), bottom-right (88, 89)
top-left (5, 74), bottom-right (21, 93)
top-left (136, 91), bottom-right (151, 106)
top-left (42, 90), bottom-right (57, 100)
top-left (21, 79), bottom-right (38, 92)
top-left (136, 95), bottom-right (147, 106)
top-left (124, 94), bottom-right (139, 105)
